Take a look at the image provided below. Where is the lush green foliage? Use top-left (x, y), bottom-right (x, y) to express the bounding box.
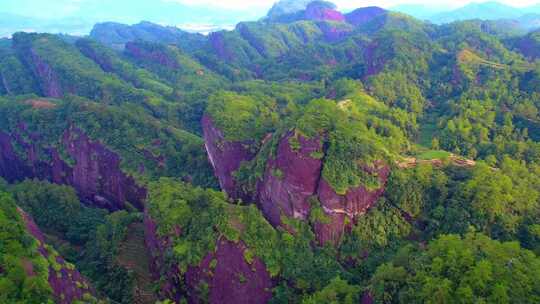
top-left (0, 96), bottom-right (217, 187)
top-left (206, 91), bottom-right (279, 142)
top-left (0, 191), bottom-right (54, 304)
top-left (148, 179), bottom-right (354, 301)
top-left (1, 7), bottom-right (540, 303)
top-left (227, 80), bottom-right (411, 194)
top-left (370, 232), bottom-right (540, 303)
top-left (4, 179), bottom-right (141, 303)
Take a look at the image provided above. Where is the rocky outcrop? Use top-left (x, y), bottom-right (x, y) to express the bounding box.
top-left (144, 211), bottom-right (273, 304)
top-left (76, 39), bottom-right (114, 72)
top-left (304, 1), bottom-right (345, 22)
top-left (19, 209), bottom-right (96, 304)
top-left (125, 41), bottom-right (179, 69)
top-left (0, 131), bottom-right (33, 182)
top-left (202, 123), bottom-right (390, 245)
top-left (202, 115), bottom-right (257, 202)
top-left (28, 48), bottom-right (63, 98)
top-left (257, 132), bottom-right (389, 245)
top-left (315, 164), bottom-right (390, 245)
top-left (208, 32), bottom-right (235, 62)
top-left (345, 7), bottom-right (387, 27)
top-left (0, 125), bottom-right (146, 210)
top-left (62, 126), bottom-right (147, 210)
top-left (185, 239), bottom-right (273, 304)
top-left (237, 24), bottom-right (269, 57)
top-left (363, 41), bottom-right (386, 76)
top-left (144, 211), bottom-right (182, 302)
top-left (257, 132), bottom-right (323, 227)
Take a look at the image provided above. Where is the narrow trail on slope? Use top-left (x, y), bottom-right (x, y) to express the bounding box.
top-left (396, 154), bottom-right (476, 169)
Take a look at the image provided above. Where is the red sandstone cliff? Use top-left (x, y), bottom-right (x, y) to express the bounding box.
top-left (202, 116), bottom-right (389, 245)
top-left (18, 208), bottom-right (97, 304)
top-left (144, 211), bottom-right (273, 304)
top-left (0, 125), bottom-right (146, 211)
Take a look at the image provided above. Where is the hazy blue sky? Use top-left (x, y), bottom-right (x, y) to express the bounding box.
top-left (170, 0), bottom-right (540, 9)
top-left (1, 0), bottom-right (540, 37)
top-left (2, 0), bottom-right (540, 19)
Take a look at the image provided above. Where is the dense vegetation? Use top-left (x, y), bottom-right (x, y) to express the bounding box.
top-left (1, 179), bottom-right (146, 303)
top-left (0, 95), bottom-right (216, 187)
top-left (0, 1), bottom-right (540, 303)
top-left (0, 190), bottom-right (54, 304)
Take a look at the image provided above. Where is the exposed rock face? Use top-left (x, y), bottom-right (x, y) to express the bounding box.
top-left (125, 41), bottom-right (179, 69)
top-left (345, 7), bottom-right (387, 27)
top-left (185, 239), bottom-right (273, 304)
top-left (144, 211), bottom-right (182, 302)
top-left (76, 40), bottom-right (114, 72)
top-left (304, 1), bottom-right (345, 22)
top-left (202, 124), bottom-right (390, 245)
top-left (62, 127), bottom-right (147, 210)
top-left (19, 209), bottom-right (95, 304)
top-left (208, 32), bottom-right (235, 61)
top-left (144, 211), bottom-right (273, 304)
top-left (28, 48), bottom-right (63, 98)
top-left (363, 42), bottom-right (386, 76)
top-left (257, 132), bottom-right (323, 226)
top-left (0, 131), bottom-right (33, 182)
top-left (257, 132), bottom-right (389, 245)
top-left (315, 164), bottom-right (390, 245)
top-left (202, 115), bottom-right (256, 202)
top-left (0, 126), bottom-right (146, 210)
top-left (237, 24), bottom-right (269, 57)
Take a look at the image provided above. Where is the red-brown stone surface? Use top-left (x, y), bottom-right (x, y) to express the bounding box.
top-left (19, 208), bottom-right (96, 304)
top-left (202, 115), bottom-right (257, 203)
top-left (0, 126), bottom-right (146, 210)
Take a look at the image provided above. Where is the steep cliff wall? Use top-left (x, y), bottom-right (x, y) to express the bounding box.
top-left (144, 211), bottom-right (273, 304)
top-left (0, 126), bottom-right (146, 210)
top-left (315, 164), bottom-right (390, 245)
top-left (144, 211), bottom-right (183, 302)
top-left (19, 209), bottom-right (96, 304)
top-left (203, 121), bottom-right (390, 245)
top-left (202, 115), bottom-right (257, 202)
top-left (304, 1), bottom-right (345, 22)
top-left (28, 48), bottom-right (63, 98)
top-left (257, 132), bottom-right (323, 227)
top-left (185, 239), bottom-right (273, 304)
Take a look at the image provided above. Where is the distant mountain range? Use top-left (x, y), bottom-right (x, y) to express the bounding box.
top-left (391, 1), bottom-right (540, 30)
top-left (1, 1), bottom-right (540, 38)
top-left (0, 0), bottom-right (265, 37)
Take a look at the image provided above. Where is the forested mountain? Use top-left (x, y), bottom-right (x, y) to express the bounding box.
top-left (392, 1), bottom-right (540, 31)
top-left (1, 1), bottom-right (540, 303)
